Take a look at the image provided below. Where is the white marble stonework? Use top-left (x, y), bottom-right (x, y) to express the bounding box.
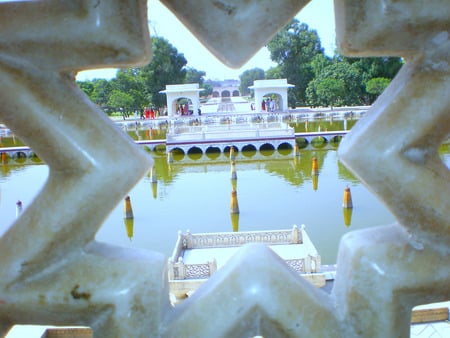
top-left (0, 0), bottom-right (448, 337)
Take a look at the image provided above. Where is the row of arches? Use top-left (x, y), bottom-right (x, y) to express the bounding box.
top-left (169, 143), bottom-right (296, 161)
top-left (1, 151), bottom-right (42, 164)
top-left (296, 135), bottom-right (344, 144)
top-left (169, 142), bottom-right (294, 156)
top-left (167, 137), bottom-right (342, 156)
top-left (211, 90), bottom-right (240, 98)
top-left (0, 136), bottom-right (344, 163)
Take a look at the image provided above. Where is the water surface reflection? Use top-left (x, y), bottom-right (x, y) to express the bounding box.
top-left (1, 140), bottom-right (449, 265)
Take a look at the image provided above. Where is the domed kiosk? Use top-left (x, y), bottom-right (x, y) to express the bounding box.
top-left (249, 79), bottom-right (294, 112)
top-left (160, 83), bottom-right (203, 119)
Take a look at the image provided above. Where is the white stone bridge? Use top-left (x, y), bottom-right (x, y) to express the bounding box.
top-left (165, 122), bottom-right (296, 154)
top-left (0, 130), bottom-right (351, 163)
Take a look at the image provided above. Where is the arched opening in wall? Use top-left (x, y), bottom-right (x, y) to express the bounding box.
top-left (260, 143), bottom-right (275, 156)
top-left (242, 144), bottom-right (257, 157)
top-left (14, 151), bottom-right (27, 159)
top-left (13, 152), bottom-right (27, 163)
top-left (171, 148), bottom-right (185, 161)
top-left (277, 142), bottom-right (293, 156)
top-left (296, 138), bottom-right (308, 149)
top-left (224, 145), bottom-right (238, 159)
top-left (221, 90), bottom-right (231, 98)
top-left (232, 90), bottom-right (240, 96)
top-left (205, 146), bottom-right (221, 160)
top-left (152, 143), bottom-right (167, 154)
top-left (311, 136), bottom-right (327, 149)
top-left (174, 97), bottom-right (193, 116)
top-left (30, 153), bottom-right (42, 163)
top-left (212, 91), bottom-right (220, 98)
top-left (261, 93), bottom-right (283, 113)
top-left (330, 135), bottom-right (343, 149)
top-left (187, 146), bottom-right (203, 160)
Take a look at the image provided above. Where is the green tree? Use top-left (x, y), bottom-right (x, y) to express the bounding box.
top-left (265, 66), bottom-right (283, 79)
top-left (267, 19), bottom-right (324, 107)
top-left (309, 78), bottom-right (346, 107)
top-left (200, 83), bottom-right (213, 98)
top-left (239, 68), bottom-right (264, 96)
top-left (185, 67), bottom-right (206, 85)
top-left (77, 80), bottom-right (94, 97)
top-left (90, 79), bottom-right (113, 107)
top-left (108, 90), bottom-right (134, 108)
top-left (310, 54), bottom-right (332, 77)
top-left (339, 55), bottom-right (402, 103)
top-left (139, 37), bottom-right (187, 108)
top-left (366, 77), bottom-right (390, 99)
top-left (306, 60), bottom-right (364, 107)
top-left (111, 69), bottom-right (146, 109)
top-left (185, 67), bottom-right (212, 98)
top-left (342, 56), bottom-right (403, 81)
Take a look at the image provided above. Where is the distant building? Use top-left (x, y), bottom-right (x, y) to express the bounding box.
top-left (206, 79), bottom-right (241, 98)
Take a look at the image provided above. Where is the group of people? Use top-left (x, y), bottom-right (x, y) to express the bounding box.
top-left (143, 106), bottom-right (157, 119)
top-left (175, 103), bottom-right (192, 115)
top-left (261, 97), bottom-right (276, 112)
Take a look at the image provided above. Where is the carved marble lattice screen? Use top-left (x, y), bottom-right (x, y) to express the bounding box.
top-left (0, 0), bottom-right (448, 337)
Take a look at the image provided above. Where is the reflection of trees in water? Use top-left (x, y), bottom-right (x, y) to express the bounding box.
top-left (151, 153), bottom-right (183, 184)
top-left (264, 160), bottom-right (306, 187)
top-left (263, 149), bottom-right (328, 187)
top-left (337, 158), bottom-right (360, 184)
top-left (0, 136), bottom-right (26, 147)
top-left (0, 163), bottom-right (45, 179)
top-left (149, 143), bottom-right (450, 189)
top-left (291, 117), bottom-right (360, 133)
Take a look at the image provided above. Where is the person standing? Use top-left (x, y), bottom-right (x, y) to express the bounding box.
top-left (269, 98), bottom-right (274, 112)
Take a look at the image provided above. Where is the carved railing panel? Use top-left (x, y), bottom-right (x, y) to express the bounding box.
top-left (0, 0), bottom-right (448, 337)
top-left (180, 225), bottom-right (303, 249)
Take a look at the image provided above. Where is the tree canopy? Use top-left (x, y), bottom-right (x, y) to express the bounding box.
top-left (239, 68), bottom-right (265, 97)
top-left (266, 19), bottom-right (324, 107)
top-left (77, 21), bottom-right (403, 113)
top-left (139, 37), bottom-right (188, 108)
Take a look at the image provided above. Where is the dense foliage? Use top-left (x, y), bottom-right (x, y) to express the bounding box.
top-left (267, 19), bottom-right (403, 107)
top-left (239, 68), bottom-right (265, 96)
top-left (77, 21), bottom-right (403, 113)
